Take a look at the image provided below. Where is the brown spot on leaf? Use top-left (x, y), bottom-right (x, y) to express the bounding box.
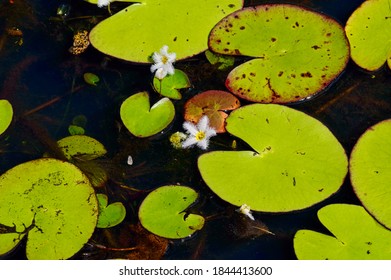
top-left (311, 45), bottom-right (320, 50)
top-left (301, 72), bottom-right (312, 78)
top-left (271, 38), bottom-right (276, 42)
top-left (240, 26), bottom-right (245, 30)
top-left (278, 71), bottom-right (283, 77)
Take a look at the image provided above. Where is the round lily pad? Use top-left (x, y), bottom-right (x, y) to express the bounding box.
top-left (0, 99), bottom-right (13, 136)
top-left (120, 92), bottom-right (175, 138)
top-left (350, 119), bottom-right (391, 229)
top-left (198, 104), bottom-right (348, 212)
top-left (57, 135), bottom-right (107, 161)
top-left (153, 69), bottom-right (191, 100)
top-left (184, 90), bottom-right (240, 133)
top-left (96, 194), bottom-right (126, 228)
top-left (345, 0), bottom-right (391, 71)
top-left (138, 185), bottom-right (204, 239)
top-left (0, 158), bottom-right (98, 259)
top-left (89, 0), bottom-right (243, 63)
top-left (294, 204), bottom-right (391, 259)
top-left (208, 4), bottom-right (350, 103)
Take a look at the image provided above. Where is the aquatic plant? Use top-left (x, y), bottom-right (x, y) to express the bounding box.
top-left (150, 45), bottom-right (176, 79)
top-left (198, 104), bottom-right (348, 212)
top-left (184, 90), bottom-right (240, 133)
top-left (152, 69), bottom-right (191, 100)
top-left (0, 100), bottom-right (13, 136)
top-left (350, 119), bottom-right (391, 229)
top-left (208, 4), bottom-right (350, 103)
top-left (0, 158), bottom-right (98, 259)
top-left (182, 115), bottom-right (217, 150)
top-left (96, 194), bottom-right (126, 228)
top-left (294, 204), bottom-right (391, 259)
top-left (89, 0), bottom-right (243, 62)
top-left (138, 185), bottom-right (204, 239)
top-left (345, 0), bottom-right (391, 71)
top-left (120, 92), bottom-right (175, 138)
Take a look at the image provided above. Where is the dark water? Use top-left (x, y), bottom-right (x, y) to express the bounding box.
top-left (0, 0), bottom-right (390, 260)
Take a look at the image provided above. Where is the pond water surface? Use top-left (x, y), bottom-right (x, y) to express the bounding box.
top-left (0, 0), bottom-right (390, 260)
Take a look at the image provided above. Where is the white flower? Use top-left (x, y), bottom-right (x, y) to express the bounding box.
top-left (237, 204), bottom-right (255, 221)
top-left (150, 45), bottom-right (176, 79)
top-left (182, 116), bottom-right (217, 150)
top-left (97, 0), bottom-right (111, 7)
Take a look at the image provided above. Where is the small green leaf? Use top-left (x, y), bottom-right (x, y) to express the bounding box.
top-left (152, 69), bottom-right (190, 100)
top-left (0, 158), bottom-right (98, 259)
top-left (345, 0), bottom-right (391, 71)
top-left (83, 73), bottom-right (100, 86)
top-left (350, 119), bottom-right (391, 229)
top-left (96, 194), bottom-right (126, 228)
top-left (120, 92), bottom-right (175, 138)
top-left (205, 50), bottom-right (235, 70)
top-left (0, 100), bottom-right (13, 136)
top-left (139, 185), bottom-right (204, 239)
top-left (294, 204), bottom-right (391, 260)
top-left (198, 104), bottom-right (348, 212)
top-left (68, 125), bottom-right (85, 135)
top-left (57, 135), bottom-right (107, 161)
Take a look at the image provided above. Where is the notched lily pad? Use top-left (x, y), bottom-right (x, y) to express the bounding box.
top-left (198, 104), bottom-right (348, 212)
top-left (350, 119), bottom-right (391, 229)
top-left (294, 204), bottom-right (391, 259)
top-left (138, 185), bottom-right (204, 239)
top-left (120, 92), bottom-right (175, 138)
top-left (184, 90), bottom-right (240, 133)
top-left (209, 4), bottom-right (350, 103)
top-left (96, 194), bottom-right (126, 228)
top-left (0, 100), bottom-right (13, 136)
top-left (152, 69), bottom-right (190, 100)
top-left (89, 0), bottom-right (243, 63)
top-left (0, 158), bottom-right (98, 259)
top-left (345, 0), bottom-right (391, 71)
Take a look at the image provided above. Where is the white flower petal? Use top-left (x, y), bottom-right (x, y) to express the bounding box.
top-left (183, 121), bottom-right (199, 136)
top-left (155, 68), bottom-right (167, 79)
top-left (205, 127), bottom-right (217, 138)
top-left (197, 115), bottom-right (209, 131)
top-left (197, 139), bottom-right (209, 150)
top-left (167, 52), bottom-right (176, 63)
top-left (160, 45), bottom-right (169, 55)
top-left (182, 136), bottom-right (198, 149)
top-left (165, 64), bottom-right (175, 75)
top-left (152, 52), bottom-right (162, 63)
top-left (97, 0), bottom-right (111, 7)
top-left (150, 62), bottom-right (163, 73)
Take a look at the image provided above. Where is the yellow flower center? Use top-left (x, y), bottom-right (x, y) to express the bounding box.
top-left (195, 131), bottom-right (206, 141)
top-left (162, 55), bottom-right (168, 64)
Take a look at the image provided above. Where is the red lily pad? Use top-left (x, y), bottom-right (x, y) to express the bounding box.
top-left (184, 90), bottom-right (240, 133)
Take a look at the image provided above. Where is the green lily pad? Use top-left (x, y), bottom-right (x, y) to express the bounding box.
top-left (83, 72), bottom-right (100, 86)
top-left (294, 204), bottom-right (391, 259)
top-left (89, 0), bottom-right (243, 63)
top-left (0, 100), bottom-right (13, 136)
top-left (138, 185), bottom-right (204, 239)
top-left (198, 104), bottom-right (348, 212)
top-left (0, 158), bottom-right (98, 259)
top-left (57, 135), bottom-right (107, 161)
top-left (96, 194), bottom-right (126, 228)
top-left (350, 119), bottom-right (391, 229)
top-left (184, 90), bottom-right (240, 133)
top-left (208, 4), bottom-right (350, 103)
top-left (152, 69), bottom-right (191, 100)
top-left (120, 92), bottom-right (175, 138)
top-left (345, 0), bottom-right (391, 71)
